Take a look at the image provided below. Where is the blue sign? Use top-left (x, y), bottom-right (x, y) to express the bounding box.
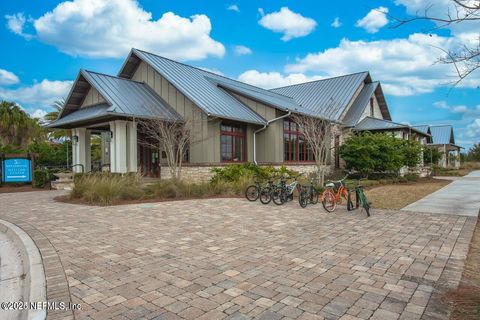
top-left (2, 158), bottom-right (32, 183)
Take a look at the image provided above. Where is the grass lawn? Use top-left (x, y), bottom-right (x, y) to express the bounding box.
top-left (364, 178), bottom-right (450, 210)
top-left (446, 218), bottom-right (480, 319)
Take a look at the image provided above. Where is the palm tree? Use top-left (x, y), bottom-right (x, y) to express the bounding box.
top-left (0, 100), bottom-right (44, 147)
top-left (45, 99), bottom-right (70, 140)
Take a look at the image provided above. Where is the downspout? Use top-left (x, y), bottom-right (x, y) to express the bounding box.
top-left (253, 111), bottom-right (292, 165)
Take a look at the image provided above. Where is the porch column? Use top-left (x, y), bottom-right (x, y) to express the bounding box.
top-left (72, 128), bottom-right (88, 173)
top-left (127, 121), bottom-right (138, 172)
top-left (85, 129), bottom-right (91, 172)
top-left (110, 120), bottom-right (128, 173)
top-left (71, 129), bottom-right (78, 171)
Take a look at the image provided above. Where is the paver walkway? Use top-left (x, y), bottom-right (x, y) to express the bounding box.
top-left (402, 170), bottom-right (480, 216)
top-left (0, 191), bottom-right (476, 320)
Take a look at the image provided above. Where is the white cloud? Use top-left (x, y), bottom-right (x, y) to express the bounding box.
top-left (8, 0), bottom-right (225, 61)
top-left (464, 118), bottom-right (480, 139)
top-left (331, 17), bottom-right (342, 28)
top-left (285, 33), bottom-right (480, 96)
top-left (227, 4), bottom-right (240, 12)
top-left (4, 13), bottom-right (32, 39)
top-left (258, 7), bottom-right (317, 41)
top-left (199, 67), bottom-right (223, 76)
top-left (0, 79), bottom-right (72, 106)
top-left (234, 45), bottom-right (252, 56)
top-left (0, 69), bottom-right (20, 85)
top-left (238, 70), bottom-right (323, 89)
top-left (433, 101), bottom-right (449, 109)
top-left (31, 109), bottom-right (48, 119)
top-left (356, 6), bottom-right (389, 33)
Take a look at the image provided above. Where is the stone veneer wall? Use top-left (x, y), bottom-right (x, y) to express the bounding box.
top-left (160, 164), bottom-right (332, 183)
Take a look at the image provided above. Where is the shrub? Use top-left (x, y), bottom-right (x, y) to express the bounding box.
top-left (340, 132), bottom-right (423, 175)
top-left (33, 169), bottom-right (51, 188)
top-left (423, 146), bottom-right (443, 166)
top-left (71, 173), bottom-right (143, 205)
top-left (404, 173), bottom-right (419, 181)
top-left (210, 162), bottom-right (298, 183)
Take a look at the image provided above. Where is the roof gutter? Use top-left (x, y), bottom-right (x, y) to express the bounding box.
top-left (253, 111), bottom-right (291, 165)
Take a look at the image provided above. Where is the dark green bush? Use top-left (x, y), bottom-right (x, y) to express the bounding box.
top-left (33, 169), bottom-right (54, 188)
top-left (210, 162), bottom-right (298, 183)
top-left (404, 173), bottom-right (419, 181)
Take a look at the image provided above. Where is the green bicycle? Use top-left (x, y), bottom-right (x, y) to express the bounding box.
top-left (347, 178), bottom-right (371, 217)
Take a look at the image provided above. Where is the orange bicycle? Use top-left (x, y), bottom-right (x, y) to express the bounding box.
top-left (321, 174), bottom-right (349, 212)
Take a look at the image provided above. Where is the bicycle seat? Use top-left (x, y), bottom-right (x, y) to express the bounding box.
top-left (325, 182), bottom-right (334, 187)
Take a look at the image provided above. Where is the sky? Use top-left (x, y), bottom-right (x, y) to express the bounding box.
top-left (0, 0), bottom-right (479, 150)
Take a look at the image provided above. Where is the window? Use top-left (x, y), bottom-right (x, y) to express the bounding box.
top-left (370, 98), bottom-right (374, 117)
top-left (221, 123), bottom-right (246, 162)
top-left (283, 119), bottom-right (314, 162)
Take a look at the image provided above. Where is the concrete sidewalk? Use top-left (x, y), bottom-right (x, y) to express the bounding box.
top-left (402, 170), bottom-right (480, 216)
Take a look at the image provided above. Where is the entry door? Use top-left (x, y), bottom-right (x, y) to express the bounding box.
top-left (139, 145), bottom-right (160, 177)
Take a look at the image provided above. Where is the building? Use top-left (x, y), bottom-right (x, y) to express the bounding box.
top-left (413, 124), bottom-right (462, 168)
top-left (49, 48), bottom-right (455, 181)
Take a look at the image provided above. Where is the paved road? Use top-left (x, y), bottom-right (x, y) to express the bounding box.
top-left (0, 228), bottom-right (25, 320)
top-left (402, 170), bottom-right (480, 216)
top-left (0, 191), bottom-right (476, 320)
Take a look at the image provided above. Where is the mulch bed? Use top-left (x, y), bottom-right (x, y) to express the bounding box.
top-left (54, 194), bottom-right (243, 206)
top-left (444, 218), bottom-right (480, 319)
top-left (0, 185), bottom-right (49, 193)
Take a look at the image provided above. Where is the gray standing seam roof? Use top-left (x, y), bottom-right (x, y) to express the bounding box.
top-left (270, 72), bottom-right (369, 120)
top-left (429, 125), bottom-right (455, 145)
top-left (48, 104), bottom-right (110, 127)
top-left (81, 70), bottom-right (181, 120)
top-left (412, 125), bottom-right (430, 134)
top-left (342, 82), bottom-right (379, 127)
top-left (131, 49), bottom-right (268, 125)
top-left (355, 116), bottom-right (430, 136)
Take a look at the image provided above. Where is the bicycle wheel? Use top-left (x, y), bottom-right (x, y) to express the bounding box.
top-left (347, 190), bottom-right (358, 211)
top-left (259, 187), bottom-right (272, 204)
top-left (272, 187), bottom-right (285, 205)
top-left (310, 189), bottom-right (319, 205)
top-left (321, 189), bottom-right (337, 212)
top-left (245, 185), bottom-right (259, 201)
top-left (299, 189), bottom-right (308, 208)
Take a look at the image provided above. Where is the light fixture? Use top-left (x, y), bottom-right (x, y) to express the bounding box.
top-left (72, 135), bottom-right (79, 143)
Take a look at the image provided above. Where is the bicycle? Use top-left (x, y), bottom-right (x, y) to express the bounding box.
top-left (245, 178), bottom-right (263, 201)
top-left (347, 178), bottom-right (371, 217)
top-left (272, 174), bottom-right (303, 205)
top-left (259, 178), bottom-right (280, 204)
top-left (298, 177), bottom-right (320, 208)
top-left (321, 173), bottom-right (349, 212)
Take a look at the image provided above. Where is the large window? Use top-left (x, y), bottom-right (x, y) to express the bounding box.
top-left (284, 119), bottom-right (314, 162)
top-left (221, 123), bottom-right (246, 162)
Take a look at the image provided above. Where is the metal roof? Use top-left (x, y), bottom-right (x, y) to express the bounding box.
top-left (53, 70), bottom-right (181, 128)
top-left (81, 70), bottom-right (181, 120)
top-left (207, 77), bottom-right (318, 117)
top-left (411, 125), bottom-right (430, 134)
top-left (270, 72), bottom-right (369, 120)
top-left (342, 82), bottom-right (379, 127)
top-left (128, 49), bottom-right (268, 125)
top-left (355, 117), bottom-right (429, 136)
top-left (429, 125), bottom-right (455, 145)
top-left (48, 104), bottom-right (110, 127)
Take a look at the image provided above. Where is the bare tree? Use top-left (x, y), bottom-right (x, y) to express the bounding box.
top-left (291, 113), bottom-right (339, 186)
top-left (137, 118), bottom-right (192, 180)
top-left (391, 0), bottom-right (480, 86)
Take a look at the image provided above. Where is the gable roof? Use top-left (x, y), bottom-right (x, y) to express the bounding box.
top-left (429, 125), bottom-right (456, 145)
top-left (270, 72), bottom-right (370, 120)
top-left (342, 82), bottom-right (387, 127)
top-left (53, 69), bottom-right (181, 127)
top-left (354, 117), bottom-right (430, 137)
top-left (119, 48), bottom-right (270, 125)
top-left (412, 125), bottom-right (430, 135)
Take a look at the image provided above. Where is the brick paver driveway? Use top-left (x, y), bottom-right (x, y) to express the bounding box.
top-left (0, 191), bottom-right (476, 320)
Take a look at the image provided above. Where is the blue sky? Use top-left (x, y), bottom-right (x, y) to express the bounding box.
top-left (0, 0), bottom-right (479, 149)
